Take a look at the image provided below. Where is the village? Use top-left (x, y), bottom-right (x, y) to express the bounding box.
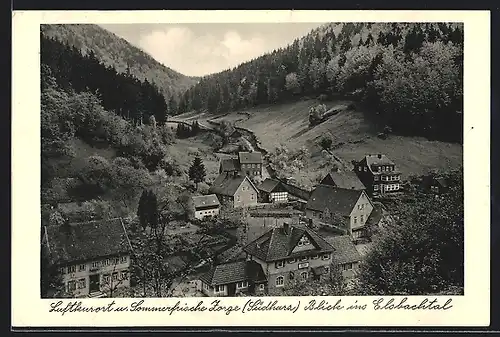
top-left (42, 144), bottom-right (453, 298)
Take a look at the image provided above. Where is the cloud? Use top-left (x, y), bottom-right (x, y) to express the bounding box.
top-left (138, 26), bottom-right (268, 76)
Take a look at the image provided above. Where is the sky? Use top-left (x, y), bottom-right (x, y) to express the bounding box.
top-left (99, 23), bottom-right (324, 77)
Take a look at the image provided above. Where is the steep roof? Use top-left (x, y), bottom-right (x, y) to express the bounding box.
top-left (44, 218), bottom-right (132, 266)
top-left (321, 171), bottom-right (366, 190)
top-left (220, 158), bottom-right (240, 172)
top-left (199, 260), bottom-right (267, 286)
top-left (243, 224), bottom-right (334, 262)
top-left (366, 204), bottom-right (383, 226)
top-left (192, 194), bottom-right (220, 209)
top-left (209, 173), bottom-right (257, 197)
top-left (238, 151), bottom-right (262, 164)
top-left (257, 178), bottom-right (281, 193)
top-left (279, 180), bottom-right (311, 201)
top-left (307, 185), bottom-right (363, 215)
top-left (434, 177), bottom-right (449, 188)
top-left (326, 235), bottom-right (362, 265)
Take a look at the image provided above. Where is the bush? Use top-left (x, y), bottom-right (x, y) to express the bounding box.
top-left (319, 136), bottom-right (333, 151)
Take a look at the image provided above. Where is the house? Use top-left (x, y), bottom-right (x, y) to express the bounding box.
top-left (354, 154), bottom-right (402, 196)
top-left (219, 158), bottom-right (240, 175)
top-left (306, 185), bottom-right (374, 240)
top-left (209, 172), bottom-right (259, 208)
top-left (238, 151), bottom-right (263, 178)
top-left (320, 170), bottom-right (366, 190)
top-left (42, 218), bottom-right (132, 298)
top-left (199, 260), bottom-right (267, 297)
top-left (429, 176), bottom-right (450, 194)
top-left (325, 235), bottom-right (362, 279)
top-left (191, 194), bottom-right (220, 220)
top-left (243, 223), bottom-right (335, 291)
top-left (257, 178), bottom-right (289, 203)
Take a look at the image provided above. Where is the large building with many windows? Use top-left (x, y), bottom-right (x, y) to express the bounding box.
top-left (242, 223), bottom-right (335, 292)
top-left (219, 151), bottom-right (263, 179)
top-left (354, 154), bottom-right (402, 196)
top-left (42, 218), bottom-right (132, 298)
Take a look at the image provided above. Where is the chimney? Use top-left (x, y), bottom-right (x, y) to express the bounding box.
top-left (283, 223), bottom-right (291, 235)
top-left (377, 154), bottom-right (382, 159)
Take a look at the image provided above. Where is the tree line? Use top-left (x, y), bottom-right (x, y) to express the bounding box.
top-left (176, 23), bottom-right (463, 142)
top-left (41, 34), bottom-right (171, 126)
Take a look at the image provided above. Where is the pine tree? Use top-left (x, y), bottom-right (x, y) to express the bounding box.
top-left (137, 189), bottom-right (149, 231)
top-left (188, 156), bottom-right (206, 189)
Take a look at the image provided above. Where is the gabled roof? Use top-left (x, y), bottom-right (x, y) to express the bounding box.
top-left (238, 151), bottom-right (262, 164)
top-left (321, 170), bottom-right (366, 190)
top-left (434, 177), bottom-right (449, 188)
top-left (243, 224), bottom-right (334, 262)
top-left (257, 178), bottom-right (282, 193)
top-left (199, 260), bottom-right (267, 286)
top-left (209, 173), bottom-right (257, 197)
top-left (326, 235), bottom-right (362, 265)
top-left (220, 158), bottom-right (240, 172)
top-left (307, 185), bottom-right (364, 215)
top-left (192, 194), bottom-right (220, 209)
top-left (279, 180), bottom-right (311, 201)
top-left (366, 204), bottom-right (383, 226)
top-left (44, 218), bottom-right (132, 266)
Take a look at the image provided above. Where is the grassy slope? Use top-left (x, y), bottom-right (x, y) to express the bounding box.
top-left (209, 100), bottom-right (463, 188)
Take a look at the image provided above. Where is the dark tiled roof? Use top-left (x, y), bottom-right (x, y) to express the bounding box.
top-left (366, 205), bottom-right (383, 226)
top-left (326, 235), bottom-right (362, 265)
top-left (321, 171), bottom-right (366, 190)
top-left (257, 178), bottom-right (281, 193)
top-left (435, 177), bottom-right (449, 188)
top-left (199, 260), bottom-right (267, 286)
top-left (220, 158), bottom-right (240, 172)
top-left (243, 224), bottom-right (334, 262)
top-left (307, 185), bottom-right (363, 215)
top-left (192, 194), bottom-right (220, 209)
top-left (44, 218), bottom-right (132, 266)
top-left (217, 245), bottom-right (246, 263)
top-left (209, 173), bottom-right (257, 197)
top-left (279, 180), bottom-right (311, 201)
top-left (238, 151), bottom-right (262, 164)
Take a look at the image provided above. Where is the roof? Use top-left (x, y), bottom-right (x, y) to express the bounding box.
top-left (321, 171), bottom-right (366, 190)
top-left (366, 205), bottom-right (383, 226)
top-left (238, 151), bottom-right (262, 164)
top-left (257, 178), bottom-right (281, 193)
top-left (363, 154), bottom-right (395, 167)
top-left (243, 224), bottom-right (334, 262)
top-left (164, 255), bottom-right (189, 275)
top-left (307, 185), bottom-right (364, 215)
top-left (192, 194), bottom-right (220, 209)
top-left (434, 177), bottom-right (449, 188)
top-left (217, 245), bottom-right (246, 263)
top-left (326, 235), bottom-right (362, 265)
top-left (199, 260), bottom-right (267, 286)
top-left (44, 218), bottom-right (132, 266)
top-left (279, 180), bottom-right (311, 201)
top-left (220, 158), bottom-right (240, 172)
top-left (209, 173), bottom-right (257, 197)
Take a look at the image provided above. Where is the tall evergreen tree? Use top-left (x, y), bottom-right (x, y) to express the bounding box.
top-left (188, 156), bottom-right (206, 189)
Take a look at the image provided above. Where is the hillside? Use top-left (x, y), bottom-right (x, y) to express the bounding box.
top-left (197, 99), bottom-right (463, 188)
top-left (41, 24), bottom-right (198, 100)
top-left (177, 22), bottom-right (463, 142)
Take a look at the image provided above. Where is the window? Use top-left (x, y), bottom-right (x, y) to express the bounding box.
top-left (113, 257), bottom-right (120, 265)
top-left (374, 175), bottom-right (379, 181)
top-left (364, 167), bottom-right (367, 172)
top-left (67, 281), bottom-right (76, 292)
top-left (251, 194), bottom-right (254, 200)
top-left (236, 281), bottom-right (248, 289)
top-left (112, 272), bottom-right (119, 281)
top-left (325, 266), bottom-right (330, 274)
top-left (289, 271), bottom-right (295, 280)
top-left (275, 276), bottom-right (284, 287)
top-left (103, 259), bottom-right (110, 266)
top-left (275, 260), bottom-right (285, 268)
top-left (103, 274), bottom-right (110, 283)
top-left (91, 261), bottom-right (99, 268)
top-left (259, 284), bottom-right (265, 290)
top-left (59, 267), bottom-right (66, 274)
top-left (67, 265), bottom-right (76, 273)
top-left (358, 167), bottom-right (361, 172)
top-left (322, 254), bottom-right (330, 260)
top-left (79, 264), bottom-right (86, 272)
top-left (77, 278), bottom-right (86, 289)
top-left (300, 256), bottom-right (308, 261)
top-left (242, 186), bottom-right (247, 191)
top-left (288, 258), bottom-right (296, 264)
top-left (311, 255), bottom-right (319, 260)
top-left (354, 216), bottom-right (357, 224)
top-left (214, 285), bottom-right (224, 293)
top-left (342, 263), bottom-right (353, 271)
top-left (301, 271), bottom-right (308, 280)
top-left (360, 215), bottom-right (364, 223)
top-left (374, 185), bottom-right (379, 191)
top-left (121, 271), bottom-right (129, 280)
top-left (298, 262), bottom-right (309, 269)
top-left (237, 195), bottom-right (241, 202)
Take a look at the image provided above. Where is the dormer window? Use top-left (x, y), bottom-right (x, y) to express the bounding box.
top-left (275, 260), bottom-right (285, 268)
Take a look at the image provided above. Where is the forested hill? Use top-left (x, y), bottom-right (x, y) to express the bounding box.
top-left (177, 22), bottom-right (463, 142)
top-left (41, 24), bottom-right (198, 100)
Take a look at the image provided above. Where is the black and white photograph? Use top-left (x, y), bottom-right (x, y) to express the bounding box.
top-left (38, 20), bottom-right (466, 300)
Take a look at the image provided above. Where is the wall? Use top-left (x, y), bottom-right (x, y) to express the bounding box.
top-left (61, 254), bottom-right (131, 297)
top-left (194, 207), bottom-right (220, 220)
top-left (240, 163), bottom-right (262, 177)
top-left (201, 282), bottom-right (228, 297)
top-left (233, 178), bottom-right (258, 208)
top-left (349, 192), bottom-right (374, 232)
